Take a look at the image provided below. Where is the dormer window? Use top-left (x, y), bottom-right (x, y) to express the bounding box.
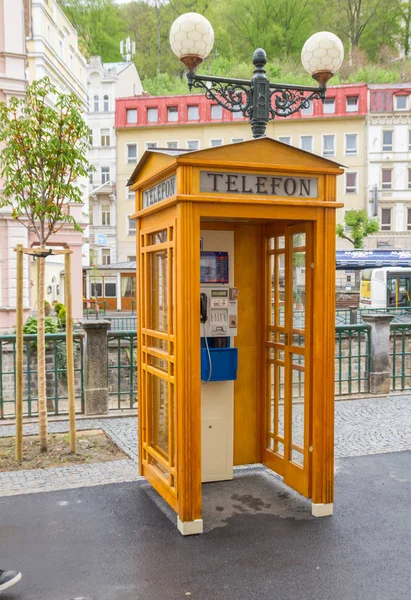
top-left (395, 95), bottom-right (408, 111)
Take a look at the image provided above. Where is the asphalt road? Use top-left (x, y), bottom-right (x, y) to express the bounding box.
top-left (1, 451), bottom-right (411, 600)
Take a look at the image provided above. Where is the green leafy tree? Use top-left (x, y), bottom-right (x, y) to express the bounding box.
top-left (0, 77), bottom-right (89, 452)
top-left (336, 209), bottom-right (379, 248)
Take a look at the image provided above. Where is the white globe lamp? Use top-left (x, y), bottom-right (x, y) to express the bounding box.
top-left (169, 12), bottom-right (214, 71)
top-left (301, 32), bottom-right (344, 86)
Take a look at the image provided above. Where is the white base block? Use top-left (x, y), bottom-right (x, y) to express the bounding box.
top-left (177, 518), bottom-right (204, 536)
top-left (312, 502), bottom-right (333, 517)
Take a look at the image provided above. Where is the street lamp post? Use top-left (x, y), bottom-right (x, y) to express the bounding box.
top-left (170, 13), bottom-right (344, 139)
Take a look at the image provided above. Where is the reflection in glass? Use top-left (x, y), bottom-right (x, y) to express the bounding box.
top-left (150, 373), bottom-right (169, 458)
top-left (293, 251), bottom-right (306, 329)
top-left (148, 229), bottom-right (167, 245)
top-left (149, 250), bottom-right (168, 331)
top-left (291, 355), bottom-right (304, 467)
top-left (293, 232), bottom-right (306, 247)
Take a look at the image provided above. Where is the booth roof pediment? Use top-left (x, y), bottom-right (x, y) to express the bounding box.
top-left (128, 137), bottom-right (344, 189)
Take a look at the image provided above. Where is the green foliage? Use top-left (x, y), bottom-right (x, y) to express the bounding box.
top-left (44, 301), bottom-right (51, 316)
top-left (336, 209), bottom-right (379, 248)
top-left (0, 77), bottom-right (90, 244)
top-left (54, 302), bottom-right (64, 316)
top-left (58, 0), bottom-right (409, 97)
top-left (58, 306), bottom-right (67, 330)
top-left (23, 316), bottom-right (59, 335)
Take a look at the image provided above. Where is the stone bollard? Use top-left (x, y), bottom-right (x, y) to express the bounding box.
top-left (362, 313), bottom-right (394, 395)
top-left (82, 320), bottom-right (111, 415)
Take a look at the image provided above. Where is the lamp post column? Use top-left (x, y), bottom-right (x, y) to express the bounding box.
top-left (250, 49), bottom-right (270, 139)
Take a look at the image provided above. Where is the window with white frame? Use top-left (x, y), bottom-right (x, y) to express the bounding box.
top-left (102, 250), bottom-right (111, 266)
top-left (210, 139), bottom-right (223, 147)
top-left (300, 135), bottom-right (313, 152)
top-left (382, 168), bottom-right (392, 190)
top-left (278, 136), bottom-right (291, 145)
top-left (408, 169), bottom-right (411, 189)
top-left (90, 277), bottom-right (103, 298)
top-left (127, 255), bottom-right (136, 262)
top-left (88, 128), bottom-right (93, 144)
top-left (103, 95), bottom-right (109, 112)
top-left (187, 140), bottom-right (199, 150)
top-left (323, 98), bottom-right (335, 114)
top-left (407, 208), bottom-right (411, 230)
top-left (346, 96), bottom-right (359, 112)
top-left (127, 216), bottom-right (136, 235)
top-left (166, 141), bottom-right (178, 149)
top-left (409, 131), bottom-right (411, 151)
top-left (301, 100), bottom-right (313, 115)
top-left (167, 107), bottom-right (178, 122)
top-left (231, 138), bottom-right (245, 143)
top-left (345, 134), bottom-right (358, 156)
top-left (382, 131), bottom-right (393, 152)
top-left (395, 95), bottom-right (408, 110)
top-left (101, 202), bottom-right (111, 225)
top-left (88, 166), bottom-right (94, 184)
top-left (126, 109), bottom-right (137, 124)
top-left (127, 144), bottom-right (137, 163)
top-left (89, 203), bottom-right (94, 225)
top-left (232, 110), bottom-right (243, 119)
top-left (147, 107), bottom-right (158, 123)
top-left (145, 142), bottom-right (158, 150)
top-left (381, 208), bottom-right (392, 230)
top-left (323, 134), bottom-right (335, 157)
top-left (104, 276), bottom-right (116, 296)
top-left (127, 186), bottom-right (134, 200)
top-left (345, 172), bottom-right (357, 194)
top-left (188, 105), bottom-right (199, 120)
top-left (94, 95), bottom-right (99, 112)
top-left (100, 128), bottom-right (110, 146)
top-left (211, 104), bottom-right (223, 119)
top-left (101, 167), bottom-right (110, 184)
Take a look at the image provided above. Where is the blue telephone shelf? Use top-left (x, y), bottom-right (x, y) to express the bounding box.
top-left (201, 347), bottom-right (238, 382)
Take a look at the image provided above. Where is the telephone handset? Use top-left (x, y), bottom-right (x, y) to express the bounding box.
top-left (200, 292), bottom-right (208, 323)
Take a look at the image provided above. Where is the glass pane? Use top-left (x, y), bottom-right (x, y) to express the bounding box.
top-left (148, 229), bottom-right (167, 245)
top-left (277, 365), bottom-right (285, 440)
top-left (277, 236), bottom-right (285, 249)
top-left (270, 254), bottom-right (275, 325)
top-left (149, 250), bottom-right (168, 332)
top-left (293, 251), bottom-right (306, 329)
top-left (149, 373), bottom-right (169, 458)
top-left (278, 253), bottom-right (285, 326)
top-left (293, 233), bottom-right (306, 247)
top-left (291, 355), bottom-right (305, 467)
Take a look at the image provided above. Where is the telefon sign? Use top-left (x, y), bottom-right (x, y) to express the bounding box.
top-left (200, 171), bottom-right (318, 198)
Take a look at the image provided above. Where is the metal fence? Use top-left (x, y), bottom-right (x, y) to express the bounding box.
top-left (336, 306), bottom-right (411, 326)
top-left (391, 324), bottom-right (411, 392)
top-left (0, 333), bottom-right (84, 419)
top-left (335, 324), bottom-right (370, 396)
top-left (108, 331), bottom-right (137, 410)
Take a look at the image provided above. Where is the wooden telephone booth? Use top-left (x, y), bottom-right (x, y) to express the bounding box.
top-left (129, 138), bottom-right (343, 535)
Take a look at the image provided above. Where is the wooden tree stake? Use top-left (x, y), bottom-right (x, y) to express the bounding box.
top-left (65, 251), bottom-right (77, 453)
top-left (15, 245), bottom-right (24, 463)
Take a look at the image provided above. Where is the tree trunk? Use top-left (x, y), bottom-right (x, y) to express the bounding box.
top-left (37, 251), bottom-right (48, 452)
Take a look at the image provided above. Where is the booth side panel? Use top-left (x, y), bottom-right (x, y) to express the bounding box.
top-left (137, 219), bottom-right (143, 476)
top-left (312, 207), bottom-right (336, 506)
top-left (233, 224), bottom-right (263, 465)
top-left (176, 202), bottom-right (202, 524)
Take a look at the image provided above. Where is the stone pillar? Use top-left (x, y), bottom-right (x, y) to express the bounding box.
top-left (362, 314), bottom-right (394, 395)
top-left (82, 320), bottom-right (111, 415)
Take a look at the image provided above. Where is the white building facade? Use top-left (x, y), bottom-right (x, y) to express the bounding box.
top-left (87, 56), bottom-right (142, 266)
top-left (368, 84), bottom-right (411, 249)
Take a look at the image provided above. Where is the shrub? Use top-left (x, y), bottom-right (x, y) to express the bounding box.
top-left (54, 302), bottom-right (64, 316)
top-left (44, 300), bottom-right (51, 316)
top-left (58, 306), bottom-right (66, 330)
top-left (23, 316), bottom-right (59, 335)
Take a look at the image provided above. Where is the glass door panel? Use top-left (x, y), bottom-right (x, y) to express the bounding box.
top-left (138, 221), bottom-right (178, 509)
top-left (264, 223), bottom-right (312, 498)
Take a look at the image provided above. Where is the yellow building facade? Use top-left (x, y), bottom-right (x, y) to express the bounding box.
top-left (116, 84), bottom-right (367, 261)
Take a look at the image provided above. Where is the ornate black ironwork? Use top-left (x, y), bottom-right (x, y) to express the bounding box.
top-left (186, 48), bottom-right (327, 139)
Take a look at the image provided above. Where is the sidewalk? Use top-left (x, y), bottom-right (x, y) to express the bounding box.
top-left (0, 394), bottom-right (411, 497)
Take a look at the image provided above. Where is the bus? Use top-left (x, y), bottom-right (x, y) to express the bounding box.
top-left (360, 267), bottom-right (411, 308)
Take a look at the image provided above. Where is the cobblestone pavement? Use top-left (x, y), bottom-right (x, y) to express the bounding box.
top-left (0, 394), bottom-right (411, 497)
